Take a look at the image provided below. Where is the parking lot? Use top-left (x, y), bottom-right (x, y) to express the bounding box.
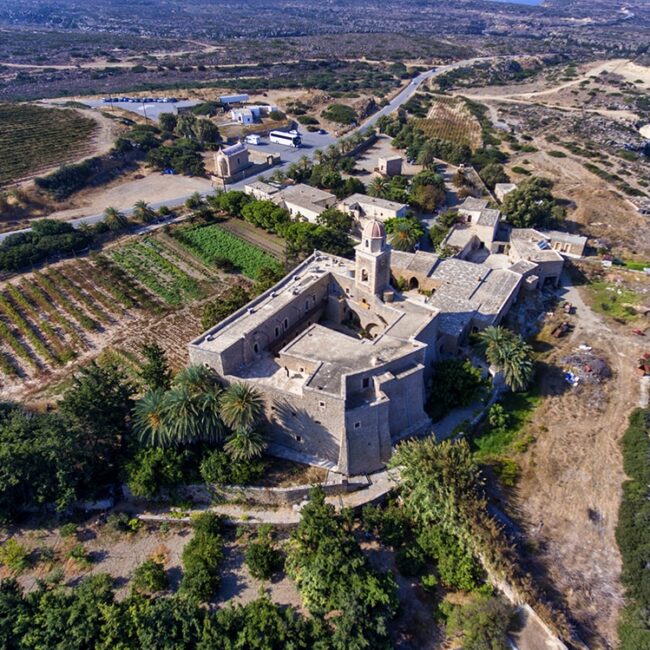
top-left (82, 98), bottom-right (200, 121)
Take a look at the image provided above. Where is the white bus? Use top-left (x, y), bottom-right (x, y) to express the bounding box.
top-left (269, 130), bottom-right (302, 147)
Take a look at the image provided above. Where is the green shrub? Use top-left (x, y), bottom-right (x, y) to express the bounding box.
top-left (418, 527), bottom-right (483, 592)
top-left (59, 523), bottom-right (78, 539)
top-left (180, 513), bottom-right (224, 602)
top-left (131, 558), bottom-right (168, 595)
top-left (361, 502), bottom-right (411, 548)
top-left (245, 525), bottom-right (283, 580)
top-left (395, 545), bottom-right (427, 577)
top-left (616, 409), bottom-right (650, 646)
top-left (125, 447), bottom-right (188, 499)
top-left (106, 512), bottom-right (131, 533)
top-left (321, 104), bottom-right (357, 125)
top-left (446, 595), bottom-right (516, 649)
top-left (427, 359), bottom-right (485, 422)
top-left (0, 539), bottom-right (30, 574)
top-left (67, 543), bottom-right (92, 567)
top-left (200, 449), bottom-right (265, 486)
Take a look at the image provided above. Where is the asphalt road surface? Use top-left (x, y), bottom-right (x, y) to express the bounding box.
top-left (0, 58), bottom-right (489, 242)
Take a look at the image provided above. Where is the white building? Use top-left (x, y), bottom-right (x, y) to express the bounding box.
top-left (278, 184), bottom-right (337, 222)
top-left (231, 108), bottom-right (255, 125)
top-left (340, 194), bottom-right (407, 228)
top-left (494, 183), bottom-right (517, 202)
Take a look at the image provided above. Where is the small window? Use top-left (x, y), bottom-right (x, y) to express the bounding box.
top-left (284, 318), bottom-right (289, 330)
top-left (275, 326), bottom-right (279, 337)
top-left (291, 411), bottom-right (297, 417)
top-left (253, 343), bottom-right (259, 354)
top-left (296, 435), bottom-right (302, 443)
top-left (305, 301), bottom-right (310, 311)
top-left (354, 421), bottom-right (361, 429)
top-left (312, 295), bottom-right (316, 304)
top-left (319, 401), bottom-right (325, 408)
top-left (362, 377), bottom-right (370, 389)
top-left (365, 240), bottom-right (369, 248)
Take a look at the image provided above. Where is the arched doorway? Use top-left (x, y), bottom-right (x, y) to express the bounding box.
top-left (409, 276), bottom-right (419, 290)
top-left (366, 323), bottom-right (381, 339)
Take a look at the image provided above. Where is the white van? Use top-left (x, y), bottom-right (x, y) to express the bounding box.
top-left (244, 134), bottom-right (261, 145)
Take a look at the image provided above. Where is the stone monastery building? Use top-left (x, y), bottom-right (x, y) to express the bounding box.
top-left (189, 216), bottom-right (573, 476)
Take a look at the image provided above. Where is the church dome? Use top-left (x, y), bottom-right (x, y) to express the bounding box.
top-left (363, 219), bottom-right (386, 240)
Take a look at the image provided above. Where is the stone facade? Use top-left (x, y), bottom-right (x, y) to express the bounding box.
top-left (188, 214), bottom-right (569, 476)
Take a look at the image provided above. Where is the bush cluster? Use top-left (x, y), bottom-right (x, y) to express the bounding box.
top-left (616, 408), bottom-right (650, 648)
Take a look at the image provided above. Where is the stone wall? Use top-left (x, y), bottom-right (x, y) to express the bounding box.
top-left (122, 476), bottom-right (370, 507)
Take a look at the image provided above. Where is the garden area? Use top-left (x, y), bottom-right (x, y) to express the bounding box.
top-left (173, 224), bottom-right (283, 280)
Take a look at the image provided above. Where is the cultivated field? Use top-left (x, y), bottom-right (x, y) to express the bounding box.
top-left (417, 95), bottom-right (482, 149)
top-left (175, 224), bottom-right (283, 279)
top-left (0, 224), bottom-right (281, 400)
top-left (0, 103), bottom-right (98, 187)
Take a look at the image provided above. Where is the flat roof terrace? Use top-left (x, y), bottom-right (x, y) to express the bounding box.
top-left (283, 323), bottom-right (424, 396)
top-left (190, 253), bottom-right (354, 355)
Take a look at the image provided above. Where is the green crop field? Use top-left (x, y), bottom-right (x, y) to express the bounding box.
top-left (0, 103), bottom-right (97, 187)
top-left (176, 225), bottom-right (282, 279)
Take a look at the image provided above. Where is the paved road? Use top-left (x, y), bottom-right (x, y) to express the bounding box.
top-left (0, 57), bottom-right (490, 243)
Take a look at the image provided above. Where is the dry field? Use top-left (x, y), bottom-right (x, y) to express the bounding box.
top-left (505, 140), bottom-right (650, 256)
top-left (513, 274), bottom-right (648, 648)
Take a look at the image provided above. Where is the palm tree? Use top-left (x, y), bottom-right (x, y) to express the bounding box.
top-left (133, 200), bottom-right (156, 223)
top-left (161, 384), bottom-right (224, 446)
top-left (103, 206), bottom-right (128, 231)
top-left (219, 383), bottom-right (264, 432)
top-left (173, 364), bottom-right (219, 395)
top-left (223, 427), bottom-right (267, 461)
top-left (478, 326), bottom-right (511, 367)
top-left (368, 176), bottom-right (388, 198)
top-left (388, 218), bottom-right (424, 252)
top-left (478, 326), bottom-right (533, 392)
top-left (132, 388), bottom-right (169, 447)
top-left (499, 338), bottom-right (534, 392)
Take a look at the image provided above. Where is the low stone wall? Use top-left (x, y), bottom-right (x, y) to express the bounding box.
top-left (343, 132), bottom-right (378, 159)
top-left (122, 476), bottom-right (370, 508)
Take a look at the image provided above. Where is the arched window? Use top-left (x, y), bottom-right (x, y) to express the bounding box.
top-left (284, 317), bottom-right (289, 330)
top-left (253, 343), bottom-right (259, 354)
top-left (361, 269), bottom-right (369, 282)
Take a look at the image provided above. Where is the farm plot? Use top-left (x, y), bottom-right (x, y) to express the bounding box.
top-left (111, 239), bottom-right (205, 306)
top-left (0, 103), bottom-right (98, 186)
top-left (417, 95), bottom-right (482, 149)
top-left (174, 224), bottom-right (282, 280)
top-left (0, 258), bottom-right (160, 389)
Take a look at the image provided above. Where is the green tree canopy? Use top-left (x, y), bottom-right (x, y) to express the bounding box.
top-left (500, 177), bottom-right (563, 228)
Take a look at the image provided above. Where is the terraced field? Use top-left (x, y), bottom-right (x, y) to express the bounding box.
top-left (0, 103), bottom-right (98, 186)
top-left (0, 257), bottom-right (161, 387)
top-left (111, 238), bottom-right (207, 306)
top-left (0, 228), bottom-right (259, 396)
top-left (418, 95), bottom-right (482, 149)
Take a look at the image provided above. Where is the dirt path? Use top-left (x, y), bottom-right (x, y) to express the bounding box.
top-left (514, 274), bottom-right (644, 648)
top-left (44, 173), bottom-right (213, 222)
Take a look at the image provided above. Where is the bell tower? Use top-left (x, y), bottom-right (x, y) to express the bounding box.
top-left (355, 219), bottom-right (391, 297)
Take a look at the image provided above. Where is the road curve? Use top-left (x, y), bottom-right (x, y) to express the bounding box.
top-left (0, 57), bottom-right (489, 243)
